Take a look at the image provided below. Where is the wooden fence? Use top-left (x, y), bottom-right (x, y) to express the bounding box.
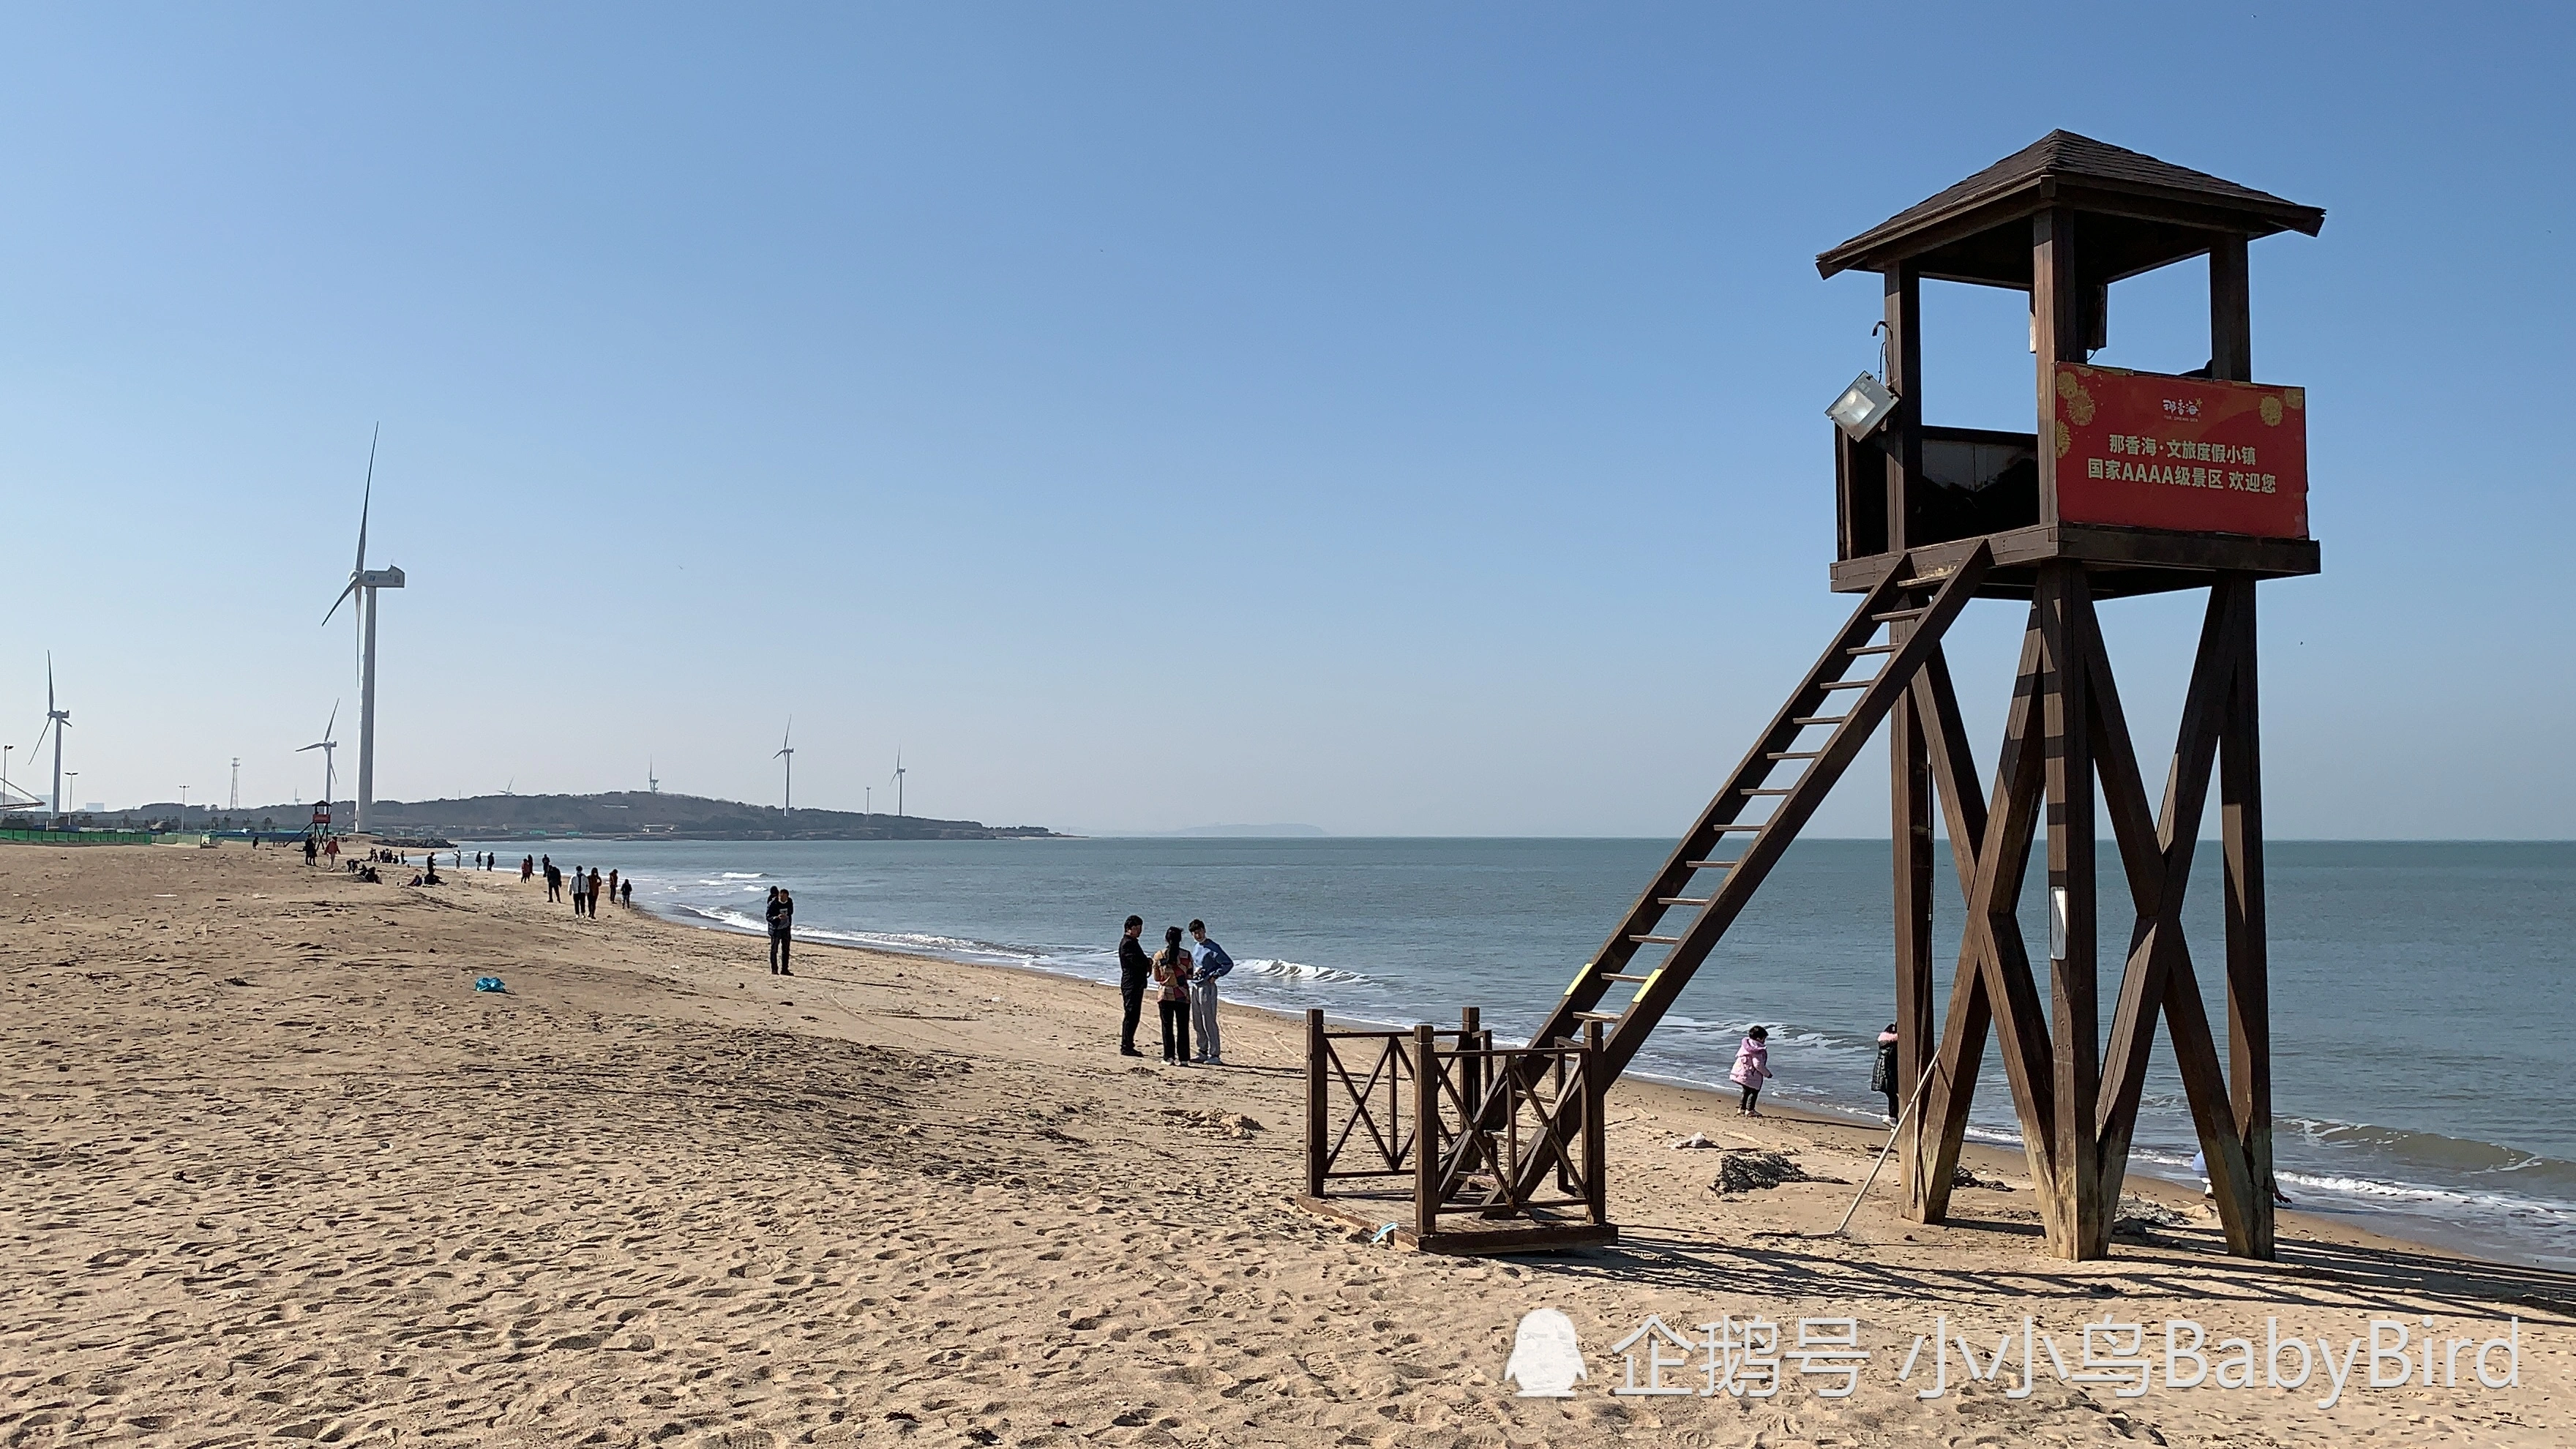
top-left (1295, 1008), bottom-right (1614, 1254)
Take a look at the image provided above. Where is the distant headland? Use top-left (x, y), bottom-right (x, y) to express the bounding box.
top-left (36, 791), bottom-right (1064, 842)
top-left (360, 792), bottom-right (1063, 842)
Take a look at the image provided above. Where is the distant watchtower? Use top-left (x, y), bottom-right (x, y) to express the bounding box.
top-left (1494, 132), bottom-right (2321, 1263)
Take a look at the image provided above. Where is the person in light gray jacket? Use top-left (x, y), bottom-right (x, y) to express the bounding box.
top-left (1187, 919), bottom-right (1233, 1066)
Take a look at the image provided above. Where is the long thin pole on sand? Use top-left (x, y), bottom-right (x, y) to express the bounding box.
top-left (1832, 1063), bottom-right (1939, 1239)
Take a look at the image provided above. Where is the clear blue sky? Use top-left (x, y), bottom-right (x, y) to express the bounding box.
top-left (4, 4), bottom-right (2568, 836)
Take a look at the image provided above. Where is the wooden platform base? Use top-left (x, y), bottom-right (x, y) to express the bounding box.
top-left (1290, 1197), bottom-right (1618, 1256)
top-left (1832, 523), bottom-right (2318, 599)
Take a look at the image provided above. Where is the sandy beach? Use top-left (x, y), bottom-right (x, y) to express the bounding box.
top-left (4, 843), bottom-right (2569, 1446)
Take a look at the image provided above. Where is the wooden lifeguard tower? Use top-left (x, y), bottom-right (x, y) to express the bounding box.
top-left (1300, 131), bottom-right (2320, 1262)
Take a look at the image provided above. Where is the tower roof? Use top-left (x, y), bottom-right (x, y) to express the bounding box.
top-left (1816, 131), bottom-right (2324, 287)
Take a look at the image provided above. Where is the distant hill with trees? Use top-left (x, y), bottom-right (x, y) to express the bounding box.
top-left (81, 792), bottom-right (1063, 842)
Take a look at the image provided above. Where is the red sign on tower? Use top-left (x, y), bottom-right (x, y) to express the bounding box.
top-left (2051, 364), bottom-right (2308, 539)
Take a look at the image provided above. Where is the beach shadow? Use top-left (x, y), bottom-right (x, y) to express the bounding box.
top-left (1501, 1221), bottom-right (2576, 1325)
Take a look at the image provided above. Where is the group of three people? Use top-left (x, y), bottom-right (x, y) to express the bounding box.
top-left (1115, 915), bottom-right (1233, 1065)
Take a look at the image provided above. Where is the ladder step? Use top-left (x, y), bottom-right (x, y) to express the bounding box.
top-left (1819, 678), bottom-right (1876, 691)
top-left (1683, 859), bottom-right (1739, 870)
top-left (1573, 1011), bottom-right (1624, 1023)
top-left (1743, 788), bottom-right (1794, 796)
top-left (1707, 824), bottom-right (1765, 832)
top-left (1766, 751), bottom-right (1822, 760)
top-left (1847, 643), bottom-right (1898, 656)
top-left (1597, 972), bottom-right (1654, 984)
top-left (1871, 608), bottom-right (1926, 621)
top-left (1628, 934), bottom-right (1682, 945)
top-left (1655, 896), bottom-right (1712, 907)
top-left (1791, 715), bottom-right (1849, 726)
top-left (1896, 575), bottom-right (1949, 588)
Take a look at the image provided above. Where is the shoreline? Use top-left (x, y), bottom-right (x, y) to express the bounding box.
top-left (11, 842), bottom-right (2570, 1446)
top-left (612, 869), bottom-right (2497, 1272)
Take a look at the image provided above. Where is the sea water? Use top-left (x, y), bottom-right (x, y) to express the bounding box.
top-left (486, 836), bottom-right (2576, 1270)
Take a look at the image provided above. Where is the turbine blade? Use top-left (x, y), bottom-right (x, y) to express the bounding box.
top-left (323, 576), bottom-right (358, 626)
top-left (47, 652), bottom-right (54, 714)
top-left (326, 700), bottom-right (339, 739)
top-left (356, 424), bottom-right (378, 576)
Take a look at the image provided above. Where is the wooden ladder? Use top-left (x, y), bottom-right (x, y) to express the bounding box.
top-left (1528, 544), bottom-right (1992, 1087)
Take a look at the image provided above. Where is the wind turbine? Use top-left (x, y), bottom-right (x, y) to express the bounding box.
top-left (297, 702), bottom-right (340, 832)
top-left (889, 750), bottom-right (907, 818)
top-left (29, 654), bottom-right (70, 825)
top-left (322, 427), bottom-right (404, 835)
top-left (648, 757), bottom-right (659, 794)
top-left (774, 722), bottom-right (795, 814)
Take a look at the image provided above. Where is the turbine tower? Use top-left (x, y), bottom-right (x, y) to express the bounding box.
top-left (31, 654), bottom-right (70, 825)
top-left (774, 722), bottom-right (795, 813)
top-left (323, 427), bottom-right (404, 835)
top-left (889, 750), bottom-right (907, 818)
top-left (229, 757), bottom-right (240, 811)
top-left (297, 702), bottom-right (340, 833)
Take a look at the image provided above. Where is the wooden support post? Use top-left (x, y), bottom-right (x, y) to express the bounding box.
top-left (2220, 574), bottom-right (2277, 1257)
top-left (2039, 561), bottom-right (2105, 1259)
top-left (1412, 1023), bottom-right (1439, 1238)
top-left (1459, 1006), bottom-right (1482, 1126)
top-left (1304, 1009), bottom-right (1327, 1199)
top-left (1883, 263), bottom-right (1922, 550)
top-left (2034, 207), bottom-right (2083, 526)
top-left (1584, 1021), bottom-right (1608, 1225)
top-left (1888, 610), bottom-right (1936, 1220)
top-left (2209, 236), bottom-right (2253, 382)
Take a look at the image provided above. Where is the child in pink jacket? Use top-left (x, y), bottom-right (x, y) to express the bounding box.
top-left (1731, 1026), bottom-right (1773, 1116)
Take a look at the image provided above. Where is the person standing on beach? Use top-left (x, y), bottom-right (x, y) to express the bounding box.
top-left (766, 887), bottom-right (794, 975)
top-left (587, 869), bottom-right (604, 915)
top-left (1731, 1026), bottom-right (1772, 1116)
top-left (1871, 1023), bottom-right (1900, 1125)
top-left (1186, 919), bottom-right (1232, 1066)
top-left (607, 869), bottom-right (619, 905)
top-left (522, 855), bottom-right (533, 881)
top-left (1116, 916), bottom-right (1150, 1057)
top-left (620, 877), bottom-right (632, 906)
top-left (1153, 926), bottom-right (1194, 1066)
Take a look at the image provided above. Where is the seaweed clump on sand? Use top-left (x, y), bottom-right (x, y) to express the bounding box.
top-left (1710, 1150), bottom-right (1835, 1197)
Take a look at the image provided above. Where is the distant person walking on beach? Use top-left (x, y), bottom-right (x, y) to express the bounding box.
top-left (1731, 1026), bottom-right (1772, 1117)
top-left (1153, 926), bottom-right (1194, 1066)
top-left (607, 869), bottom-right (619, 905)
top-left (588, 869), bottom-right (604, 913)
top-left (766, 887), bottom-right (794, 974)
top-left (521, 855), bottom-right (534, 881)
top-left (1116, 916), bottom-right (1150, 1057)
top-left (1871, 1023), bottom-right (1901, 1124)
top-left (544, 862), bottom-right (562, 902)
top-left (1187, 919), bottom-right (1233, 1066)
top-left (303, 836), bottom-right (318, 865)
top-left (620, 877), bottom-right (632, 906)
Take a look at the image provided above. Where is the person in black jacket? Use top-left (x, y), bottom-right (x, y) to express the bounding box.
top-left (1116, 915), bottom-right (1151, 1056)
top-left (1871, 1023), bottom-right (1900, 1125)
top-left (766, 888), bottom-right (794, 975)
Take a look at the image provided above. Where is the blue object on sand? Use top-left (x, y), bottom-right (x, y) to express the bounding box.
top-left (473, 976), bottom-right (506, 993)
